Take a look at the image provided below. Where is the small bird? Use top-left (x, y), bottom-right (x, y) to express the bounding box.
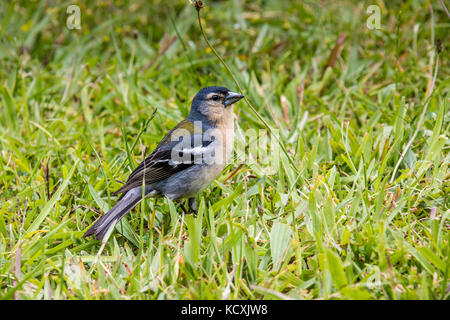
top-left (83, 86), bottom-right (244, 240)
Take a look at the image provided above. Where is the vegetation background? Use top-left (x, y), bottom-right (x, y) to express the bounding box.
top-left (0, 0), bottom-right (448, 299)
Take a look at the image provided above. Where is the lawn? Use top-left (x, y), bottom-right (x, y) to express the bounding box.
top-left (0, 0), bottom-right (449, 300)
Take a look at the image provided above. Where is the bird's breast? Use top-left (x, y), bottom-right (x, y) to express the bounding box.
top-left (211, 110), bottom-right (235, 166)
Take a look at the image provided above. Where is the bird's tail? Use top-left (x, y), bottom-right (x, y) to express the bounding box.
top-left (83, 188), bottom-right (144, 241)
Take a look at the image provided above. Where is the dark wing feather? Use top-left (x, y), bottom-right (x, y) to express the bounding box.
top-left (112, 120), bottom-right (213, 195)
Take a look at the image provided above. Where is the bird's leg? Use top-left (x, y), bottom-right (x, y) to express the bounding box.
top-left (188, 197), bottom-right (198, 216)
top-left (179, 202), bottom-right (189, 215)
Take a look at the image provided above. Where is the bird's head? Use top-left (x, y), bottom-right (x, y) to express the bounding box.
top-left (189, 86), bottom-right (244, 124)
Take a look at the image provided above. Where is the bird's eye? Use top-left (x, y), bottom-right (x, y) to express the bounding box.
top-left (211, 95), bottom-right (220, 101)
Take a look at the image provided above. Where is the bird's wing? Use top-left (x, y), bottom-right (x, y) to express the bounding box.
top-left (112, 120), bottom-right (214, 195)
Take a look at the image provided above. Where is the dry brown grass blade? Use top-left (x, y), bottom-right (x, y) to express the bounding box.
top-left (141, 35), bottom-right (177, 73)
top-left (322, 33), bottom-right (346, 76)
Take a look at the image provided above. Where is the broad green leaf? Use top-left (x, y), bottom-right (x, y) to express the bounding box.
top-left (417, 247), bottom-right (445, 273)
top-left (325, 248), bottom-right (347, 289)
top-left (270, 221), bottom-right (292, 270)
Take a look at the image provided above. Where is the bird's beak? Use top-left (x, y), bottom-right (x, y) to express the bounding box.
top-left (224, 91), bottom-right (244, 107)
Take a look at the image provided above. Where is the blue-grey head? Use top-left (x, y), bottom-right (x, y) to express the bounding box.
top-left (188, 86), bottom-right (244, 124)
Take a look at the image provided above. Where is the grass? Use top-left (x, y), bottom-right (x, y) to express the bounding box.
top-left (0, 0), bottom-right (449, 300)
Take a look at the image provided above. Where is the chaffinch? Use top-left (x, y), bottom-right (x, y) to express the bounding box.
top-left (83, 86), bottom-right (244, 240)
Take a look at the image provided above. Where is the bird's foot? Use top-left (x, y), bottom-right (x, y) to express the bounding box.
top-left (188, 197), bottom-right (198, 217)
top-left (179, 198), bottom-right (198, 217)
